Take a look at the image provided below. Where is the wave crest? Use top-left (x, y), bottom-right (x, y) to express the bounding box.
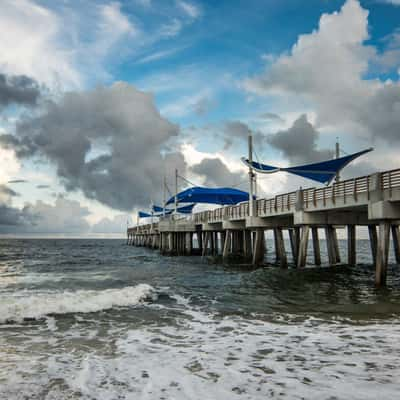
top-left (0, 284), bottom-right (156, 323)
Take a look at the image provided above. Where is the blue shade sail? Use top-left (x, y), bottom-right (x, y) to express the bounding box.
top-left (152, 204), bottom-right (195, 214)
top-left (241, 157), bottom-right (279, 173)
top-left (166, 187), bottom-right (250, 206)
top-left (281, 148), bottom-right (373, 184)
top-left (242, 148), bottom-right (373, 185)
top-left (138, 211), bottom-right (152, 218)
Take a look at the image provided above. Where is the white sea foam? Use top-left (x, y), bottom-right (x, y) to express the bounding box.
top-left (0, 284), bottom-right (156, 323)
top-left (1, 293), bottom-right (400, 400)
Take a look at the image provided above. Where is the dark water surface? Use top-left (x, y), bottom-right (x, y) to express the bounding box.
top-left (0, 239), bottom-right (399, 399)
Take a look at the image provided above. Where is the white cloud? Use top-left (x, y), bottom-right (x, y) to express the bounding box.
top-left (177, 0), bottom-right (201, 19)
top-left (243, 0), bottom-right (400, 146)
top-left (0, 147), bottom-right (20, 185)
top-left (0, 0), bottom-right (80, 89)
top-left (96, 2), bottom-right (138, 55)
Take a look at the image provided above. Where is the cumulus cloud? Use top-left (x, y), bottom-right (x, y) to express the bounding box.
top-left (223, 121), bottom-right (265, 150)
top-left (3, 82), bottom-right (185, 211)
top-left (191, 157), bottom-right (246, 187)
top-left (22, 197), bottom-right (90, 234)
top-left (243, 0), bottom-right (400, 145)
top-left (258, 112), bottom-right (284, 122)
top-left (0, 73), bottom-right (41, 109)
top-left (92, 214), bottom-right (132, 234)
top-left (267, 114), bottom-right (333, 165)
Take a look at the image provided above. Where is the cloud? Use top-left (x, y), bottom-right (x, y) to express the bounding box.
top-left (4, 82), bottom-right (185, 211)
top-left (92, 214), bottom-right (132, 234)
top-left (7, 179), bottom-right (27, 184)
top-left (191, 157), bottom-right (246, 187)
top-left (0, 73), bottom-right (41, 109)
top-left (267, 114), bottom-right (333, 165)
top-left (223, 121), bottom-right (266, 150)
top-left (258, 112), bottom-right (284, 122)
top-left (0, 0), bottom-right (80, 88)
top-left (177, 1), bottom-right (201, 19)
top-left (36, 184), bottom-right (51, 189)
top-left (243, 0), bottom-right (400, 145)
top-left (22, 197), bottom-right (90, 234)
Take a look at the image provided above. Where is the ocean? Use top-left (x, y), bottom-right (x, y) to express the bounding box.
top-left (0, 238), bottom-right (400, 399)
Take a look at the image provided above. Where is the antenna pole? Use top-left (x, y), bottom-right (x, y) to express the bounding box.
top-left (335, 138), bottom-right (340, 183)
top-left (248, 134), bottom-right (255, 217)
top-left (175, 168), bottom-right (178, 214)
top-left (163, 175), bottom-right (166, 217)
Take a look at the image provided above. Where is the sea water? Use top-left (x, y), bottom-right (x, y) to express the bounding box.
top-left (0, 239), bottom-right (399, 399)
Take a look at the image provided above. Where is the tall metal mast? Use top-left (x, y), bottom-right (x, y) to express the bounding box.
top-left (335, 138), bottom-right (340, 183)
top-left (248, 134), bottom-right (255, 217)
top-left (175, 168), bottom-right (178, 214)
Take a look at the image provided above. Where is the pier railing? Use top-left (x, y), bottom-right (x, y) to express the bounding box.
top-left (130, 167), bottom-right (400, 233)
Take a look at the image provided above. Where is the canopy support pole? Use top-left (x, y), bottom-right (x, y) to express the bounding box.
top-left (248, 134), bottom-right (255, 217)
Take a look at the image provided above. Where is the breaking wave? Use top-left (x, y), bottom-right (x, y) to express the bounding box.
top-left (0, 284), bottom-right (156, 323)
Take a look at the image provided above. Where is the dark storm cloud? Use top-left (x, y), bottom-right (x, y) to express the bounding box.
top-left (223, 121), bottom-right (266, 150)
top-left (6, 82), bottom-right (186, 211)
top-left (7, 179), bottom-right (27, 184)
top-left (0, 73), bottom-right (41, 109)
top-left (191, 158), bottom-right (246, 187)
top-left (267, 114), bottom-right (333, 165)
top-left (0, 184), bottom-right (19, 198)
top-left (258, 112), bottom-right (284, 122)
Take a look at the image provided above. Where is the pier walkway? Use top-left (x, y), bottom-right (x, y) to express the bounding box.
top-left (127, 168), bottom-right (400, 286)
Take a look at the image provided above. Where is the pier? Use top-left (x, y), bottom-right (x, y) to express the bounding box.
top-left (127, 168), bottom-right (400, 286)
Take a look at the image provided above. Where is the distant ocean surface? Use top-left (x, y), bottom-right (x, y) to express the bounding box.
top-left (1, 238), bottom-right (400, 399)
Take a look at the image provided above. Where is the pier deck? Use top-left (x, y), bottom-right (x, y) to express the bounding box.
top-left (127, 169), bottom-right (400, 286)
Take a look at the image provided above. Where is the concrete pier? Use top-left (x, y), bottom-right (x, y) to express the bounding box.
top-left (128, 168), bottom-right (400, 286)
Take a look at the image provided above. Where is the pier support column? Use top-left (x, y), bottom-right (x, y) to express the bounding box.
top-left (197, 231), bottom-right (203, 252)
top-left (368, 225), bottom-right (378, 265)
top-left (297, 226), bottom-right (310, 268)
top-left (202, 232), bottom-right (210, 258)
top-left (274, 228), bottom-right (287, 268)
top-left (391, 225), bottom-right (400, 264)
top-left (252, 230), bottom-right (265, 265)
top-left (243, 230), bottom-right (252, 260)
top-left (376, 221), bottom-right (390, 286)
top-left (347, 225), bottom-right (356, 266)
top-left (223, 230), bottom-right (232, 262)
top-left (311, 227), bottom-right (321, 266)
top-left (332, 227), bottom-right (341, 263)
top-left (325, 226), bottom-right (337, 265)
top-left (288, 228), bottom-right (299, 265)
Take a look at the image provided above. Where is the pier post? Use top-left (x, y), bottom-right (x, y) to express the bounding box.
top-left (243, 230), bottom-right (252, 260)
top-left (297, 225), bottom-right (310, 268)
top-left (274, 228), bottom-right (287, 268)
top-left (202, 232), bottom-right (210, 258)
top-left (325, 226), bottom-right (336, 265)
top-left (288, 228), bottom-right (298, 265)
top-left (223, 230), bottom-right (232, 262)
top-left (311, 227), bottom-right (321, 266)
top-left (347, 225), bottom-right (356, 266)
top-left (368, 225), bottom-right (378, 265)
top-left (197, 231), bottom-right (203, 253)
top-left (332, 227), bottom-right (341, 263)
top-left (376, 221), bottom-right (390, 286)
top-left (252, 230), bottom-right (265, 265)
top-left (391, 225), bottom-right (400, 264)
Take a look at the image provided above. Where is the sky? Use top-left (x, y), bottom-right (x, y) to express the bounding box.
top-left (0, 0), bottom-right (400, 236)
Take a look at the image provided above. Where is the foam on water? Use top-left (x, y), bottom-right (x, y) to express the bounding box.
top-left (1, 292), bottom-right (399, 399)
top-left (0, 284), bottom-right (156, 323)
